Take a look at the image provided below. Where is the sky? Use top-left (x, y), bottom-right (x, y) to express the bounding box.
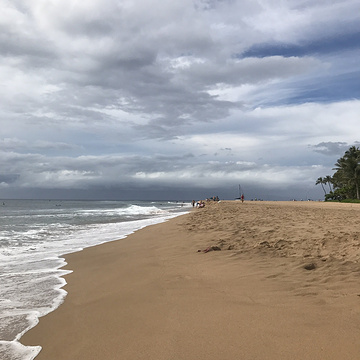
top-left (1, 0), bottom-right (360, 201)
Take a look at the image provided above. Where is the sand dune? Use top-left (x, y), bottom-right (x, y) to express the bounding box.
top-left (22, 201), bottom-right (360, 359)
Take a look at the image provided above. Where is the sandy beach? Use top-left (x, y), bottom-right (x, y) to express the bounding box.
top-left (22, 201), bottom-right (360, 359)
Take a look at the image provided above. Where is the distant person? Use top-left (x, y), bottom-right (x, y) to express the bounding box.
top-left (198, 201), bottom-right (205, 208)
top-left (241, 194), bottom-right (244, 203)
top-left (192, 200), bottom-right (195, 207)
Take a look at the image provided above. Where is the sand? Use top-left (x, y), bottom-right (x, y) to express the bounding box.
top-left (22, 201), bottom-right (360, 359)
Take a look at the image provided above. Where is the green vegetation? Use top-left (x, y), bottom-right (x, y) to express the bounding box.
top-left (326, 199), bottom-right (360, 203)
top-left (316, 146), bottom-right (360, 201)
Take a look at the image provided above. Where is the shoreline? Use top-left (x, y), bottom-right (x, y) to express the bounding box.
top-left (0, 201), bottom-right (190, 360)
top-left (21, 201), bottom-right (360, 359)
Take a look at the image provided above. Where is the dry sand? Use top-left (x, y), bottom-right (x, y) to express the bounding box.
top-left (22, 201), bottom-right (360, 359)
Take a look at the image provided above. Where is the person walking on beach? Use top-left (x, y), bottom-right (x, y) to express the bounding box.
top-left (241, 194), bottom-right (244, 203)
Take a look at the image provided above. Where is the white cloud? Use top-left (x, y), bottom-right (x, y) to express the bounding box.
top-left (0, 0), bottom-right (359, 200)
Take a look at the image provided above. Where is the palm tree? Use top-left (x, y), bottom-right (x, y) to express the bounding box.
top-left (333, 146), bottom-right (360, 200)
top-left (316, 177), bottom-right (327, 195)
top-left (324, 175), bottom-right (333, 193)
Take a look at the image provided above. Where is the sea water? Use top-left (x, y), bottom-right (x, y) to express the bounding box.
top-left (0, 199), bottom-right (190, 360)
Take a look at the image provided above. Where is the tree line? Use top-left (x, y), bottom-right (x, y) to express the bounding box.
top-left (316, 146), bottom-right (360, 201)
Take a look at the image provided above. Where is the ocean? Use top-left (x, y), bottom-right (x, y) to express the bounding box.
top-left (0, 199), bottom-right (190, 360)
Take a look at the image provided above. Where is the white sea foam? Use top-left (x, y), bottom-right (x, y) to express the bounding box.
top-left (0, 340), bottom-right (41, 360)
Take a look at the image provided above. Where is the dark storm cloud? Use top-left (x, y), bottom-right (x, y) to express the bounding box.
top-left (241, 31), bottom-right (360, 58)
top-left (311, 142), bottom-right (354, 156)
top-left (0, 174), bottom-right (20, 185)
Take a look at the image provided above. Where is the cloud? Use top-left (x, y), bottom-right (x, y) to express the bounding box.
top-left (311, 142), bottom-right (357, 156)
top-left (0, 0), bottom-right (359, 200)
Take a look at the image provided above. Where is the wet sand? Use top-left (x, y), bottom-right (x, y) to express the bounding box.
top-left (22, 201), bottom-right (360, 359)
